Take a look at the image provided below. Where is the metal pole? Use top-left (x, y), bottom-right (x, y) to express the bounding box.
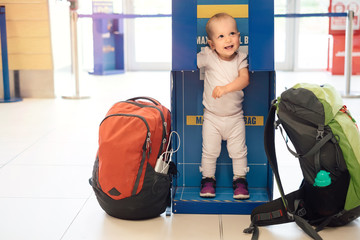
top-left (72, 10), bottom-right (80, 97)
top-left (343, 10), bottom-right (360, 98)
top-left (0, 6), bottom-right (21, 103)
top-left (0, 6), bottom-right (10, 101)
top-left (62, 9), bottom-right (89, 100)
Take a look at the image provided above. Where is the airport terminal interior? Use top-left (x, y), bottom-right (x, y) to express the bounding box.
top-left (1, 0), bottom-right (360, 239)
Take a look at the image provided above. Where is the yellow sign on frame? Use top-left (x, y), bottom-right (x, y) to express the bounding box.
top-left (197, 4), bottom-right (248, 19)
top-left (186, 115), bottom-right (264, 126)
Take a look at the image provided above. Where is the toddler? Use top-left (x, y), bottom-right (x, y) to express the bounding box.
top-left (197, 13), bottom-right (250, 199)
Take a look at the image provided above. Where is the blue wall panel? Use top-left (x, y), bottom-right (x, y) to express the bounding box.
top-left (172, 0), bottom-right (197, 71)
top-left (249, 0), bottom-right (274, 71)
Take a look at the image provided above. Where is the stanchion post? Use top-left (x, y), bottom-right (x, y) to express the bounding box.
top-left (343, 10), bottom-right (360, 98)
top-left (344, 10), bottom-right (353, 95)
top-left (62, 1), bottom-right (89, 100)
top-left (71, 10), bottom-right (80, 97)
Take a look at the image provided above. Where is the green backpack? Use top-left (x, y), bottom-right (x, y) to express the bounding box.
top-left (244, 83), bottom-right (360, 240)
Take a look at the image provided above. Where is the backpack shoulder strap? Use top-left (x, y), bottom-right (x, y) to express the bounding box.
top-left (264, 101), bottom-right (288, 209)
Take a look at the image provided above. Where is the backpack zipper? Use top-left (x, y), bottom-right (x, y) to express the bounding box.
top-left (101, 113), bottom-right (151, 157)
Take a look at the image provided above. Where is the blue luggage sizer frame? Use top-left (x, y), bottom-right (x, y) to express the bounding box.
top-left (171, 0), bottom-right (275, 214)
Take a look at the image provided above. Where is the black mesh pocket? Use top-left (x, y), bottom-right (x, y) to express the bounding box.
top-left (303, 170), bottom-right (350, 221)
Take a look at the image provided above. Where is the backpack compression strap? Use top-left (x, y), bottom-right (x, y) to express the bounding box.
top-left (276, 122), bottom-right (335, 175)
top-left (243, 101), bottom-right (323, 240)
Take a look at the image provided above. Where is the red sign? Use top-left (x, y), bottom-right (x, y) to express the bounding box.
top-left (329, 0), bottom-right (360, 35)
top-left (328, 34), bottom-right (360, 75)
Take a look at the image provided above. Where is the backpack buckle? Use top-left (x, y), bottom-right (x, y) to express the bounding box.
top-left (316, 125), bottom-right (325, 140)
top-left (316, 130), bottom-right (324, 140)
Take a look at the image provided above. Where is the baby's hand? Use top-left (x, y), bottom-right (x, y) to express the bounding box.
top-left (212, 86), bottom-right (227, 99)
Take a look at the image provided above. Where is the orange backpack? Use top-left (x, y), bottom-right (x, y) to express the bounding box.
top-left (90, 97), bottom-right (172, 220)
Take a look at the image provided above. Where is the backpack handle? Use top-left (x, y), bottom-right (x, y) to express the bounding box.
top-left (127, 96), bottom-right (160, 106)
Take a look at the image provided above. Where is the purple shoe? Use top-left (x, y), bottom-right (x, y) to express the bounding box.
top-left (233, 178), bottom-right (250, 199)
top-left (200, 177), bottom-right (216, 198)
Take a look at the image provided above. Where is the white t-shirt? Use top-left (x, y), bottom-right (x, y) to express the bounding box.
top-left (197, 46), bottom-right (249, 116)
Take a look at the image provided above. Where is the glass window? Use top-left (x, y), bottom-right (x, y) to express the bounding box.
top-left (133, 0), bottom-right (171, 14)
top-left (275, 0), bottom-right (287, 64)
top-left (297, 0), bottom-right (330, 70)
top-left (134, 18), bottom-right (171, 63)
top-left (125, 0), bottom-right (171, 70)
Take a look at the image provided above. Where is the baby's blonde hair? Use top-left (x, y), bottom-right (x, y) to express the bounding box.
top-left (205, 13), bottom-right (238, 40)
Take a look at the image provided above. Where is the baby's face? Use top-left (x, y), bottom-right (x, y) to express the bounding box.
top-left (208, 17), bottom-right (240, 61)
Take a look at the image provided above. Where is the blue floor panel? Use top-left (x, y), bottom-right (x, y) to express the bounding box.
top-left (173, 187), bottom-right (270, 214)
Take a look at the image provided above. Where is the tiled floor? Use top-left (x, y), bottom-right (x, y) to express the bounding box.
top-left (1, 70), bottom-right (360, 240)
